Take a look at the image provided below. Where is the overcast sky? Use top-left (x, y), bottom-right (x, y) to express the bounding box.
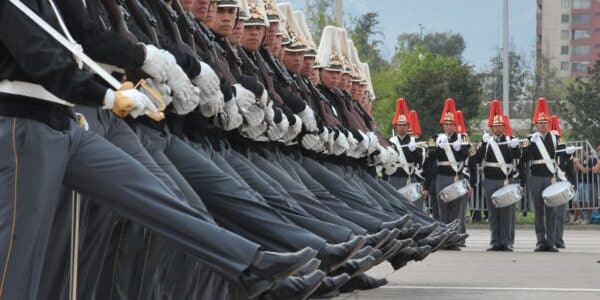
top-left (288, 0), bottom-right (537, 71)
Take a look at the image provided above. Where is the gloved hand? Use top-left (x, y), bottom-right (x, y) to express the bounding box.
top-left (353, 130), bottom-right (369, 156)
top-left (301, 133), bottom-right (323, 152)
top-left (510, 137), bottom-right (520, 149)
top-left (345, 131), bottom-right (359, 153)
top-left (530, 132), bottom-right (541, 144)
top-left (233, 83), bottom-right (257, 112)
top-left (280, 114), bottom-right (302, 143)
top-left (482, 132), bottom-right (491, 144)
top-left (452, 139), bottom-right (462, 151)
top-left (214, 97), bottom-right (243, 131)
top-left (258, 89), bottom-right (269, 107)
top-left (240, 122), bottom-right (268, 141)
top-left (237, 74), bottom-right (265, 98)
top-left (329, 129), bottom-right (349, 156)
top-left (372, 144), bottom-right (389, 165)
top-left (193, 62), bottom-right (221, 97)
top-left (319, 126), bottom-right (330, 148)
top-left (408, 137), bottom-right (417, 152)
top-left (566, 146), bottom-right (577, 155)
top-left (366, 131), bottom-right (379, 155)
top-left (103, 84), bottom-right (157, 118)
top-left (297, 105), bottom-right (318, 132)
top-left (167, 64), bottom-right (201, 114)
top-left (266, 106), bottom-right (289, 141)
top-left (436, 134), bottom-right (448, 148)
top-left (145, 78), bottom-right (173, 107)
top-left (141, 44), bottom-right (173, 82)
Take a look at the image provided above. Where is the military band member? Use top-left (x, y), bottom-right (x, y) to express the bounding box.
top-left (469, 100), bottom-right (521, 251)
top-left (520, 98), bottom-right (575, 252)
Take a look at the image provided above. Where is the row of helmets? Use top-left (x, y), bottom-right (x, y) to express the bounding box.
top-left (218, 0), bottom-right (376, 101)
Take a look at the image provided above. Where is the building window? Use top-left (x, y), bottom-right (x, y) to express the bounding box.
top-left (572, 45), bottom-right (590, 56)
top-left (572, 13), bottom-right (590, 24)
top-left (573, 29), bottom-right (590, 39)
top-left (573, 0), bottom-right (591, 9)
top-left (572, 61), bottom-right (589, 72)
top-left (562, 0), bottom-right (571, 8)
top-left (561, 45), bottom-right (569, 55)
top-left (561, 61), bottom-right (570, 70)
top-left (561, 14), bottom-right (570, 23)
top-left (561, 30), bottom-right (570, 40)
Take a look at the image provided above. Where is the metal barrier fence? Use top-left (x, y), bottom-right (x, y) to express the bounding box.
top-left (464, 140), bottom-right (600, 223)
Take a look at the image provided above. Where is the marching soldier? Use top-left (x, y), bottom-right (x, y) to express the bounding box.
top-left (520, 98), bottom-right (575, 252)
top-left (427, 98), bottom-right (471, 249)
top-left (469, 100), bottom-right (521, 251)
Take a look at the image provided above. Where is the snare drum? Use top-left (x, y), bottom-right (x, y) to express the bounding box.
top-left (542, 181), bottom-right (575, 207)
top-left (491, 184), bottom-right (522, 208)
top-left (398, 183), bottom-right (424, 203)
top-left (439, 179), bottom-right (470, 203)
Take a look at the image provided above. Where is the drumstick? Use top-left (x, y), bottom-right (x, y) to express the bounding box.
top-left (399, 142), bottom-right (427, 148)
top-left (555, 146), bottom-right (583, 153)
top-left (495, 138), bottom-right (528, 145)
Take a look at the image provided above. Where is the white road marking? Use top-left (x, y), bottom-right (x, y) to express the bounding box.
top-left (380, 286), bottom-right (600, 292)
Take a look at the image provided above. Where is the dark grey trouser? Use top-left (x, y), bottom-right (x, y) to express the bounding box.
top-left (301, 157), bottom-right (394, 227)
top-left (554, 203), bottom-right (567, 247)
top-left (0, 117), bottom-right (260, 300)
top-left (270, 151), bottom-right (369, 236)
top-left (436, 175), bottom-right (468, 233)
top-left (211, 145), bottom-right (353, 244)
top-left (483, 179), bottom-right (515, 247)
top-left (528, 176), bottom-right (556, 248)
top-left (152, 131), bottom-right (326, 253)
top-left (388, 175), bottom-right (425, 212)
top-left (429, 179), bottom-right (440, 220)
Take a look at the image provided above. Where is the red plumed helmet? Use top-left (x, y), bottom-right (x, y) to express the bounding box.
top-left (550, 115), bottom-right (562, 137)
top-left (391, 98), bottom-right (409, 125)
top-left (503, 114), bottom-right (513, 136)
top-left (487, 99), bottom-right (505, 128)
top-left (440, 98), bottom-right (457, 125)
top-left (408, 110), bottom-right (422, 137)
top-left (532, 97), bottom-right (551, 124)
top-left (456, 111), bottom-right (467, 135)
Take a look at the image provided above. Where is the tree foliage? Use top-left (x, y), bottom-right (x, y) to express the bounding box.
top-left (396, 32), bottom-right (466, 58)
top-left (305, 0), bottom-right (335, 44)
top-left (348, 12), bottom-right (387, 71)
top-left (372, 49), bottom-right (483, 139)
top-left (566, 59), bottom-right (600, 145)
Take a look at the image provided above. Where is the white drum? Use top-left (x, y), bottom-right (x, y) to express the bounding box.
top-left (439, 179), bottom-right (470, 203)
top-left (491, 184), bottom-right (522, 208)
top-left (398, 183), bottom-right (424, 203)
top-left (542, 181), bottom-right (575, 207)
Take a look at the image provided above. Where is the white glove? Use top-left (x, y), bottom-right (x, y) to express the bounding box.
top-left (103, 88), bottom-right (158, 118)
top-left (214, 98), bottom-right (243, 131)
top-left (240, 122), bottom-right (268, 141)
top-left (241, 105), bottom-right (265, 127)
top-left (436, 134), bottom-right (449, 148)
top-left (366, 132), bottom-right (379, 155)
top-left (351, 130), bottom-right (369, 157)
top-left (258, 89), bottom-right (269, 107)
top-left (193, 62), bottom-right (221, 97)
top-left (301, 133), bottom-right (323, 152)
top-left (452, 139), bottom-right (462, 151)
top-left (75, 113), bottom-right (89, 131)
top-left (346, 131), bottom-right (359, 153)
top-left (482, 132), bottom-right (491, 144)
top-left (266, 107), bottom-right (289, 141)
top-left (297, 105), bottom-right (318, 132)
top-left (408, 137), bottom-right (417, 152)
top-left (373, 145), bottom-right (389, 165)
top-left (530, 132), bottom-right (541, 144)
top-left (319, 127), bottom-right (330, 151)
top-left (233, 84), bottom-right (257, 112)
top-left (141, 44), bottom-right (173, 82)
top-left (510, 137), bottom-right (520, 149)
top-left (198, 92), bottom-right (224, 118)
top-left (280, 114), bottom-right (302, 143)
top-left (145, 78), bottom-right (173, 107)
top-left (329, 130), bottom-right (349, 156)
top-left (566, 146), bottom-right (577, 155)
top-left (167, 64), bottom-right (201, 114)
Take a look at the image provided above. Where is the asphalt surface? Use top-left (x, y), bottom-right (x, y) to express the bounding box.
top-left (333, 228), bottom-right (600, 300)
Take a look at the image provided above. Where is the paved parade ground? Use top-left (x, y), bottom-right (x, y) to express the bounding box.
top-left (335, 227), bottom-right (600, 300)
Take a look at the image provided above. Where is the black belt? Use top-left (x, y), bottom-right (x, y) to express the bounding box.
top-left (0, 96), bottom-right (74, 131)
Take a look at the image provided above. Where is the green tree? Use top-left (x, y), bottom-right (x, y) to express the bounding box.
top-left (481, 48), bottom-right (533, 118)
top-left (305, 0), bottom-right (335, 43)
top-left (372, 49), bottom-right (483, 139)
top-left (396, 32), bottom-right (466, 58)
top-left (348, 12), bottom-right (387, 71)
top-left (566, 59), bottom-right (600, 144)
